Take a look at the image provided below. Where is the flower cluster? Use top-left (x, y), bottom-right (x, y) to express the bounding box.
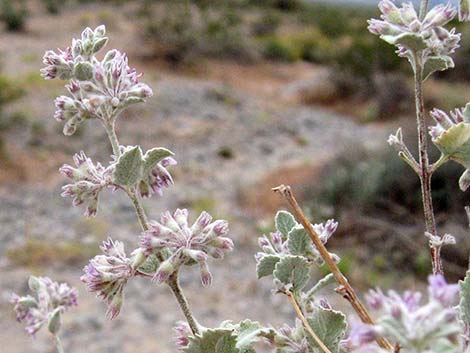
top-left (368, 1), bottom-right (460, 78)
top-left (41, 25), bottom-right (152, 135)
top-left (139, 155), bottom-right (177, 198)
top-left (271, 319), bottom-right (312, 353)
top-left (11, 276), bottom-right (78, 337)
top-left (81, 238), bottom-right (136, 319)
top-left (256, 217), bottom-right (340, 266)
top-left (173, 321), bottom-right (192, 352)
top-left (429, 105), bottom-right (470, 191)
top-left (364, 274), bottom-right (460, 352)
top-left (60, 151), bottom-right (114, 217)
top-left (140, 209), bottom-right (233, 286)
top-left (113, 145), bottom-right (177, 199)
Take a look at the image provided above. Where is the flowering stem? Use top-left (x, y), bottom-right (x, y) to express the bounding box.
top-left (283, 290), bottom-right (332, 353)
top-left (126, 189), bottom-right (150, 231)
top-left (273, 185), bottom-right (393, 351)
top-left (412, 52), bottom-right (442, 275)
top-left (54, 336), bottom-right (65, 353)
top-left (104, 123), bottom-right (201, 337)
top-left (168, 273), bottom-right (201, 335)
top-left (104, 121), bottom-right (120, 157)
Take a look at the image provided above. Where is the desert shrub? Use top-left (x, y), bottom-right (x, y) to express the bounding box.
top-left (261, 35), bottom-right (300, 62)
top-left (144, 2), bottom-right (199, 64)
top-left (41, 0), bottom-right (62, 14)
top-left (251, 10), bottom-right (282, 36)
top-left (143, 1), bottom-right (256, 64)
top-left (0, 0), bottom-right (27, 31)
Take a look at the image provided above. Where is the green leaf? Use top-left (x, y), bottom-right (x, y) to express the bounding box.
top-left (306, 307), bottom-right (347, 353)
top-left (236, 320), bottom-right (273, 351)
top-left (48, 308), bottom-right (62, 334)
top-left (423, 56), bottom-right (454, 81)
top-left (113, 146), bottom-right (143, 186)
top-left (143, 147), bottom-right (174, 175)
top-left (137, 254), bottom-right (160, 275)
top-left (184, 329), bottom-right (239, 353)
top-left (305, 273), bottom-right (335, 300)
top-left (273, 255), bottom-right (310, 291)
top-left (433, 123), bottom-right (470, 168)
top-left (287, 226), bottom-right (310, 255)
top-left (256, 255), bottom-right (281, 279)
top-left (275, 211), bottom-right (297, 237)
top-left (382, 32), bottom-right (426, 50)
top-left (459, 271), bottom-right (470, 335)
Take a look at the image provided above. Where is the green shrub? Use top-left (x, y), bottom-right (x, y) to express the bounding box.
top-left (251, 11), bottom-right (282, 36)
top-left (261, 36), bottom-right (300, 62)
top-left (41, 0), bottom-right (61, 14)
top-left (0, 0), bottom-right (27, 31)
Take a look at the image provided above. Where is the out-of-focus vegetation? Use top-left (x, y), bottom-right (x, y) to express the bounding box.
top-left (0, 0), bottom-right (27, 31)
top-left (0, 72), bottom-right (24, 158)
top-left (308, 141), bottom-right (470, 281)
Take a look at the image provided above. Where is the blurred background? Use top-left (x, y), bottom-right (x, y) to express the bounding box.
top-left (0, 0), bottom-right (469, 352)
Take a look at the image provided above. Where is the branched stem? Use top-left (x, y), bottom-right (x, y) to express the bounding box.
top-left (283, 290), bottom-right (332, 353)
top-left (412, 52), bottom-right (442, 275)
top-left (104, 121), bottom-right (201, 337)
top-left (273, 185), bottom-right (393, 351)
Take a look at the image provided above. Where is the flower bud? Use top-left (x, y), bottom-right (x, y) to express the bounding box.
top-left (460, 0), bottom-right (470, 21)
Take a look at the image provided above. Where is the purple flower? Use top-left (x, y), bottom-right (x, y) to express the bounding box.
top-left (139, 157), bottom-right (177, 198)
top-left (173, 321), bottom-right (192, 351)
top-left (343, 320), bottom-right (377, 350)
top-left (81, 238), bottom-right (134, 319)
top-left (255, 218), bottom-right (340, 267)
top-left (428, 274), bottom-right (459, 307)
top-left (368, 1), bottom-right (460, 72)
top-left (140, 209), bottom-right (233, 286)
top-left (40, 48), bottom-right (74, 80)
top-left (11, 277), bottom-right (77, 337)
top-left (60, 151), bottom-right (113, 217)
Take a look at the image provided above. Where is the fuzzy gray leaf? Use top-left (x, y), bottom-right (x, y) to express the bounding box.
top-left (275, 211), bottom-right (297, 237)
top-left (114, 146), bottom-right (143, 186)
top-left (459, 271), bottom-right (470, 337)
top-left (306, 307), bottom-right (347, 353)
top-left (287, 226), bottom-right (310, 255)
top-left (273, 255), bottom-right (310, 291)
top-left (143, 147), bottom-right (174, 175)
top-left (184, 329), bottom-right (239, 353)
top-left (256, 255), bottom-right (281, 279)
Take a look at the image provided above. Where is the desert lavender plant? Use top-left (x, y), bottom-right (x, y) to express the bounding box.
top-left (11, 2), bottom-right (470, 352)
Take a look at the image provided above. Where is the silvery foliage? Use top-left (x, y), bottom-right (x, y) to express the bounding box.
top-left (41, 25), bottom-right (152, 136)
top-left (369, 0), bottom-right (470, 196)
top-left (11, 276), bottom-right (78, 337)
top-left (12, 7), bottom-right (470, 353)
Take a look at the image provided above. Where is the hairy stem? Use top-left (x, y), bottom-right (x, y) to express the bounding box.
top-left (104, 121), bottom-right (120, 157)
top-left (54, 336), bottom-right (65, 353)
top-left (168, 273), bottom-right (201, 335)
top-left (127, 189), bottom-right (149, 231)
top-left (413, 53), bottom-right (442, 275)
top-left (273, 185), bottom-right (393, 351)
top-left (104, 122), bottom-right (201, 336)
top-left (419, 0), bottom-right (429, 20)
top-left (284, 290), bottom-right (332, 353)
